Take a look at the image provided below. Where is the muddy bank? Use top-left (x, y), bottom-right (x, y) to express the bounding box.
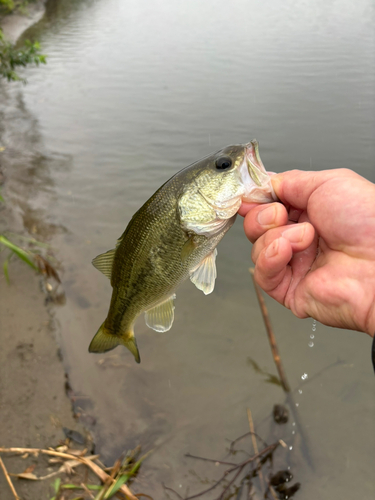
top-left (0, 70), bottom-right (85, 500)
top-left (0, 261), bottom-right (86, 500)
top-left (0, 1), bottom-right (47, 43)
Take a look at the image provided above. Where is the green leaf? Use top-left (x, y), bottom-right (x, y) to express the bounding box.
top-left (104, 453), bottom-right (147, 499)
top-left (53, 477), bottom-right (61, 494)
top-left (0, 235), bottom-right (38, 270)
top-left (264, 374), bottom-right (283, 387)
top-left (62, 484), bottom-right (102, 491)
top-left (5, 232), bottom-right (51, 248)
top-left (3, 254), bottom-right (11, 284)
top-left (93, 485), bottom-right (106, 500)
top-left (0, 30), bottom-right (47, 83)
top-left (104, 474), bottom-right (129, 499)
top-left (247, 357), bottom-right (282, 387)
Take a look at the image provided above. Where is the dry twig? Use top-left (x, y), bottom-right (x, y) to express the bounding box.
top-left (249, 268), bottom-right (291, 392)
top-left (81, 481), bottom-right (95, 499)
top-left (0, 456), bottom-right (20, 500)
top-left (269, 484), bottom-right (279, 500)
top-left (179, 442), bottom-right (279, 499)
top-left (247, 408), bottom-right (265, 492)
top-left (0, 447), bottom-right (138, 500)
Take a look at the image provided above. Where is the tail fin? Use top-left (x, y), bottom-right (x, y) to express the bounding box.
top-left (89, 322), bottom-right (140, 363)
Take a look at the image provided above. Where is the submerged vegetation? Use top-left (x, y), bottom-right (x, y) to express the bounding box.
top-left (0, 196), bottom-right (62, 289)
top-left (0, 231), bottom-right (65, 307)
top-left (0, 233), bottom-right (38, 282)
top-left (0, 183), bottom-right (61, 287)
top-left (164, 409), bottom-right (300, 500)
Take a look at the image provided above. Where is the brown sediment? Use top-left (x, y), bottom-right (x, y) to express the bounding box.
top-left (0, 259), bottom-right (86, 500)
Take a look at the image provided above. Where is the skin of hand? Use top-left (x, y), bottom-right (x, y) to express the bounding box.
top-left (239, 169), bottom-right (375, 338)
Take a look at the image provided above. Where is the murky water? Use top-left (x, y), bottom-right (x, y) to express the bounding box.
top-left (3, 0), bottom-right (374, 497)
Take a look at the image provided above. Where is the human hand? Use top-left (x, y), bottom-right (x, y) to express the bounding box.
top-left (240, 169), bottom-right (375, 337)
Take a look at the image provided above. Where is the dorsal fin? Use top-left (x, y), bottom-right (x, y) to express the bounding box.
top-left (115, 234), bottom-right (124, 249)
top-left (92, 248), bottom-right (116, 279)
top-left (92, 229), bottom-right (126, 280)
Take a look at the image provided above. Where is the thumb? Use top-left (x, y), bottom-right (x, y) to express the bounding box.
top-left (271, 169), bottom-right (360, 210)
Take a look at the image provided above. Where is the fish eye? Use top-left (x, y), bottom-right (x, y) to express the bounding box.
top-left (215, 156), bottom-right (232, 170)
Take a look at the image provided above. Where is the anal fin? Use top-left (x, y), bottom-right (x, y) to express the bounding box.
top-left (145, 295), bottom-right (176, 332)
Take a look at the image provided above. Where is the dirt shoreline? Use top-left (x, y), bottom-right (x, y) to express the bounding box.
top-left (0, 261), bottom-right (87, 499)
top-left (0, 4), bottom-right (87, 499)
top-left (0, 1), bottom-right (47, 43)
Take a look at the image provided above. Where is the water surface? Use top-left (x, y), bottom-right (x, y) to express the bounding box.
top-left (5, 0), bottom-right (375, 497)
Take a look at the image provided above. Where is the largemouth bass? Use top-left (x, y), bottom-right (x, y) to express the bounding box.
top-left (90, 140), bottom-right (276, 363)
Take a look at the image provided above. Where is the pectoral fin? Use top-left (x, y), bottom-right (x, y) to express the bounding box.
top-left (145, 295), bottom-right (176, 332)
top-left (181, 236), bottom-right (198, 263)
top-left (92, 249), bottom-right (116, 279)
top-left (190, 249), bottom-right (217, 295)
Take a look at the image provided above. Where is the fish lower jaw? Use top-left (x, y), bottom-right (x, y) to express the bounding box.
top-left (241, 188), bottom-right (276, 204)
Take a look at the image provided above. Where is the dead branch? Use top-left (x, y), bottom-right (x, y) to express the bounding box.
top-left (228, 431), bottom-right (268, 454)
top-left (0, 456), bottom-right (20, 500)
top-left (0, 447), bottom-right (138, 500)
top-left (249, 268), bottom-right (291, 393)
top-left (247, 408), bottom-right (265, 492)
top-left (184, 454), bottom-right (236, 466)
top-left (181, 442), bottom-right (279, 500)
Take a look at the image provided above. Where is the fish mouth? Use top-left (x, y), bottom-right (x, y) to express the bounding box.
top-left (241, 139), bottom-right (277, 203)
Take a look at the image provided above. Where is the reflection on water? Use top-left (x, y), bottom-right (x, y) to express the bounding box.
top-left (5, 0), bottom-right (375, 497)
top-left (0, 85), bottom-right (70, 237)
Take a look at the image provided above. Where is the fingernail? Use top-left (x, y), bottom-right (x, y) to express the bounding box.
top-left (257, 205), bottom-right (276, 226)
top-left (282, 224), bottom-right (305, 242)
top-left (265, 238), bottom-right (279, 258)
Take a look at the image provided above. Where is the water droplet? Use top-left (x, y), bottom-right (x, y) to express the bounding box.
top-left (292, 430), bottom-right (295, 435)
top-left (308, 341), bottom-right (314, 347)
top-left (295, 403), bottom-right (299, 407)
top-left (301, 373), bottom-right (308, 380)
top-left (289, 446), bottom-right (293, 451)
top-left (310, 334), bottom-right (315, 339)
top-left (312, 319), bottom-right (317, 332)
top-left (292, 422), bottom-right (296, 426)
top-left (298, 389), bottom-right (302, 394)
